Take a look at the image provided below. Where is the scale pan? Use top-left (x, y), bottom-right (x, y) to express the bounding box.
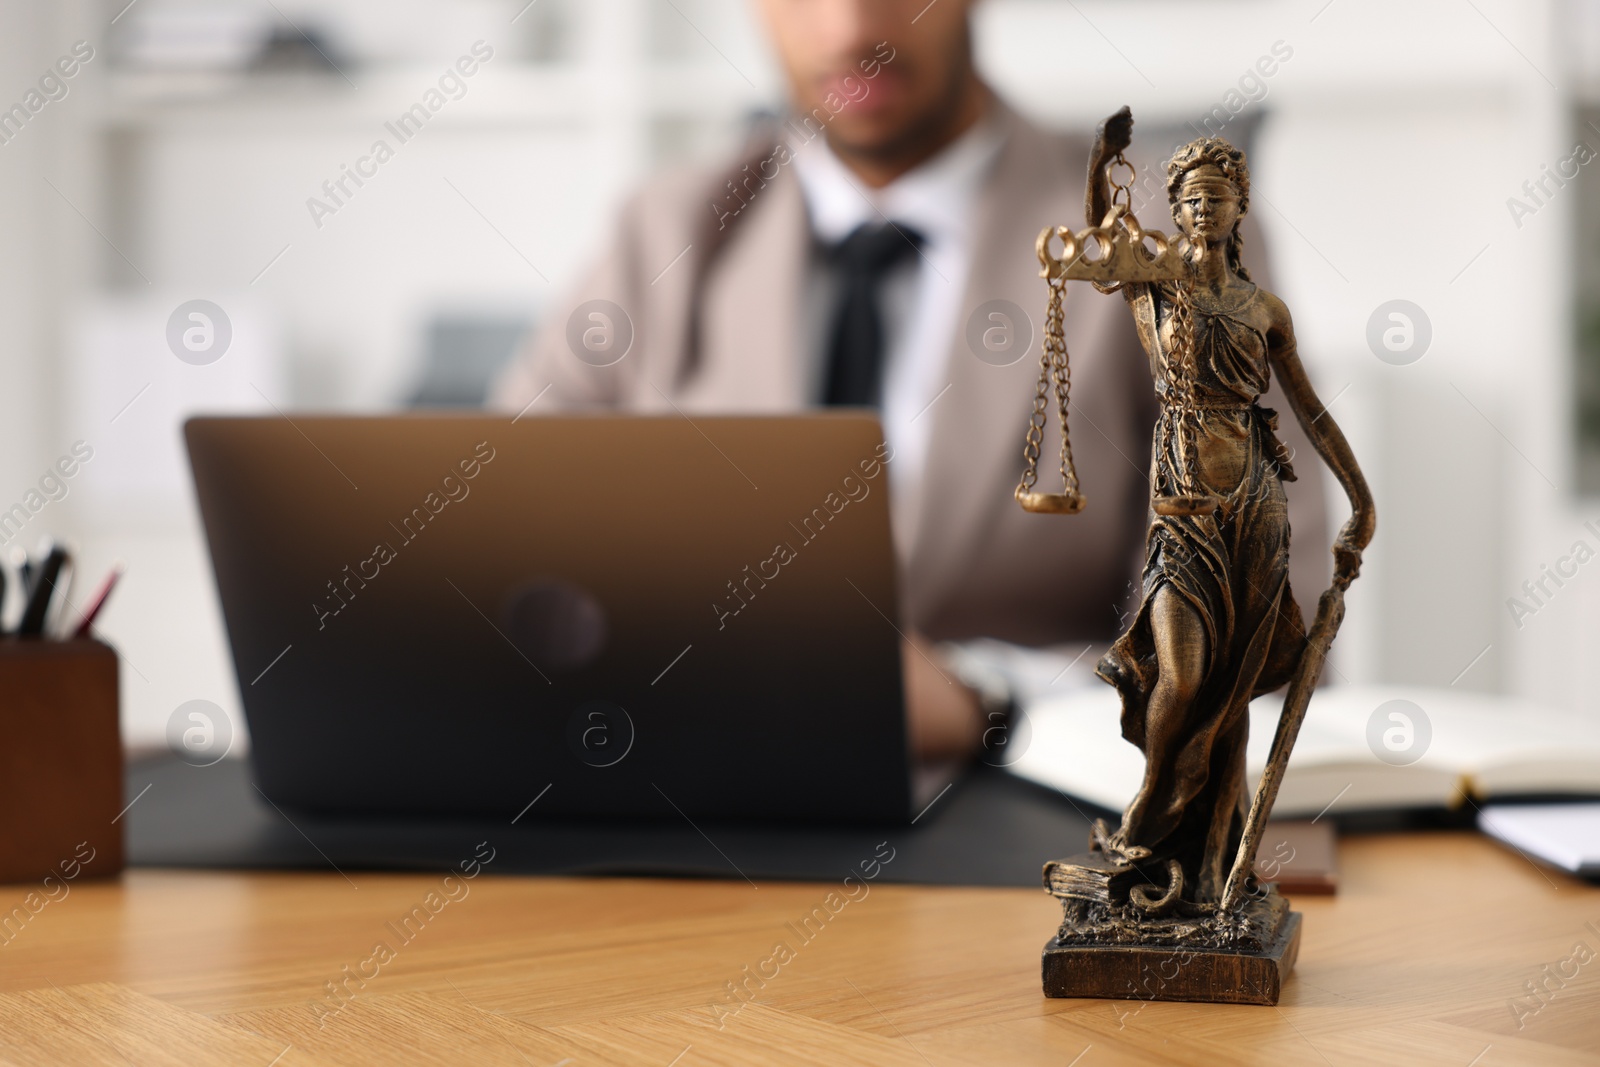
top-left (1016, 489), bottom-right (1085, 514)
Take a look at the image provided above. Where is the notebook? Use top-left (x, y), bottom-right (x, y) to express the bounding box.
top-left (1007, 684), bottom-right (1600, 819)
top-left (1479, 804), bottom-right (1600, 877)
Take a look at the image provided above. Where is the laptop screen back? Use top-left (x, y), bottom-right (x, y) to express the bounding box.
top-left (186, 413), bottom-right (911, 823)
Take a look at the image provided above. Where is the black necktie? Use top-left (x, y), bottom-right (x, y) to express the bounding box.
top-left (821, 222), bottom-right (925, 407)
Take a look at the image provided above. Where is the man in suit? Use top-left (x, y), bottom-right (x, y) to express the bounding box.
top-left (493, 0), bottom-right (1327, 760)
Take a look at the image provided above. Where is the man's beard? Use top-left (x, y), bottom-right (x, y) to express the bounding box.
top-left (825, 38), bottom-right (977, 172)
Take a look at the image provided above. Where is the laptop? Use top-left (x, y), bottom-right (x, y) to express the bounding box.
top-left (185, 413), bottom-right (931, 824)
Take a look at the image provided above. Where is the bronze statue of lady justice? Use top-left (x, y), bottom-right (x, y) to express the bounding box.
top-left (1018, 107), bottom-right (1375, 1004)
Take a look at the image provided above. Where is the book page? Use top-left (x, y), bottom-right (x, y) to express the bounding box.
top-left (1008, 684), bottom-right (1588, 817)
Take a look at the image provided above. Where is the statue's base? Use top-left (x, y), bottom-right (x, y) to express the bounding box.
top-left (1041, 909), bottom-right (1301, 1005)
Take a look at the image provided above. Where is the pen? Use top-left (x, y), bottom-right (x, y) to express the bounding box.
top-left (45, 558), bottom-right (73, 637)
top-left (19, 543), bottom-right (67, 638)
top-left (10, 545), bottom-right (32, 600)
top-left (71, 564), bottom-right (123, 639)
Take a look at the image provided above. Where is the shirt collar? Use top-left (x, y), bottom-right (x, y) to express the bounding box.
top-left (793, 108), bottom-right (1006, 248)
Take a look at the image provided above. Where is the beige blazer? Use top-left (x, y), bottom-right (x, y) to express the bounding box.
top-left (492, 102), bottom-right (1329, 647)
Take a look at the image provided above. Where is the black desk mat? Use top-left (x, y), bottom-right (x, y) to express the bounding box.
top-left (123, 754), bottom-right (1101, 888)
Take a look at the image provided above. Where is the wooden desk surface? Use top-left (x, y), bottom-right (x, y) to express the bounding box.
top-left (0, 832), bottom-right (1595, 1065)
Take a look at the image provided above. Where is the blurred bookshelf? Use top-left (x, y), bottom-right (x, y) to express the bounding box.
top-left (84, 0), bottom-right (778, 415)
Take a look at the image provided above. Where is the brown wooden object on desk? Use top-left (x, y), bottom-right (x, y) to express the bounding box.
top-left (0, 834), bottom-right (1590, 1065)
top-left (0, 638), bottom-right (123, 885)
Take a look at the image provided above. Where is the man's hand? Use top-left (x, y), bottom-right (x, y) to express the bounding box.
top-left (902, 634), bottom-right (984, 762)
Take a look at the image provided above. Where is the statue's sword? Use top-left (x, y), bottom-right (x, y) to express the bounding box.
top-left (1218, 574), bottom-right (1351, 913)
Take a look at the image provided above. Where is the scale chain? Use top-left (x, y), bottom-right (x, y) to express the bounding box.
top-left (1049, 283), bottom-right (1079, 497)
top-left (1016, 277), bottom-right (1081, 501)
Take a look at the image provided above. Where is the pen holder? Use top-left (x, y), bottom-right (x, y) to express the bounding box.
top-left (0, 638), bottom-right (124, 885)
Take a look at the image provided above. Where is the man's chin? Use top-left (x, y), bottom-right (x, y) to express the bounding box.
top-left (821, 115), bottom-right (924, 161)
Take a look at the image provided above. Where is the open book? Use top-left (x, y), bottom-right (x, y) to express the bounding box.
top-left (1007, 684), bottom-right (1600, 819)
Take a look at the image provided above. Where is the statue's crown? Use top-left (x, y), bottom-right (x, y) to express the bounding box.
top-left (1036, 204), bottom-right (1191, 286)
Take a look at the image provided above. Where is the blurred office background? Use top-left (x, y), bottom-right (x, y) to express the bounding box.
top-left (0, 0), bottom-right (1597, 747)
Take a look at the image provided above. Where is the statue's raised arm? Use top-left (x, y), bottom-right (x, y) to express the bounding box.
top-left (1085, 105), bottom-right (1133, 230)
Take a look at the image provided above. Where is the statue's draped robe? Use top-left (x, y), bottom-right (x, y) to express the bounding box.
top-left (1097, 282), bottom-right (1307, 903)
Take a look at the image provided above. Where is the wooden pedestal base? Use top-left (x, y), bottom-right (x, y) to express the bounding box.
top-left (1042, 911), bottom-right (1301, 1005)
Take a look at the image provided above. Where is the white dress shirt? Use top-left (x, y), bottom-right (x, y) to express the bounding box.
top-left (793, 113), bottom-right (1006, 555)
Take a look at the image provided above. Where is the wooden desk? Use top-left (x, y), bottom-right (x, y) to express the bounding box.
top-left (0, 833), bottom-right (1594, 1065)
